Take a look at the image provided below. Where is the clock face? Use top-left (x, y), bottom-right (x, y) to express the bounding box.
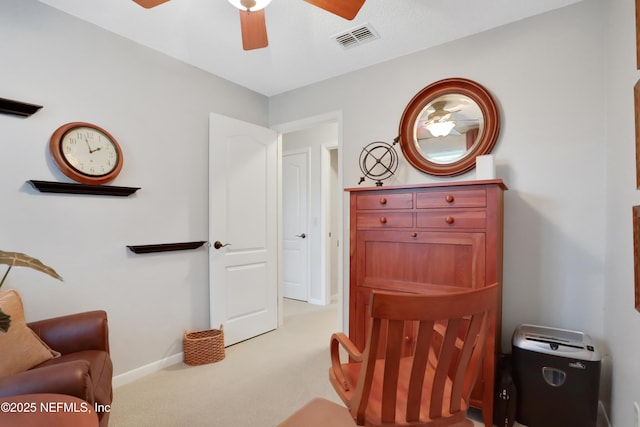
top-left (50, 122), bottom-right (123, 185)
top-left (61, 127), bottom-right (119, 176)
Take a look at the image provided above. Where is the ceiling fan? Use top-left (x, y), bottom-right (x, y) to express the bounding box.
top-left (132, 0), bottom-right (366, 51)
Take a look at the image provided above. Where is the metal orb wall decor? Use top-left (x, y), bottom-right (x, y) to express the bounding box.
top-left (358, 141), bottom-right (399, 186)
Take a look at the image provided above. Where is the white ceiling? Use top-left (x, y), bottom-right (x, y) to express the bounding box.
top-left (38, 0), bottom-right (581, 97)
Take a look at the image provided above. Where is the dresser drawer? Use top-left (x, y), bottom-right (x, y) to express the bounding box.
top-left (356, 193), bottom-right (413, 210)
top-left (357, 212), bottom-right (413, 228)
top-left (416, 189), bottom-right (486, 209)
top-left (417, 209), bottom-right (486, 229)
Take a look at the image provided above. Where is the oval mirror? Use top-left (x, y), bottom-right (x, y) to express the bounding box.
top-left (398, 78), bottom-right (500, 176)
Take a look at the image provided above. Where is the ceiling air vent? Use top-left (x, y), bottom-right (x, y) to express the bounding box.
top-left (333, 24), bottom-right (379, 49)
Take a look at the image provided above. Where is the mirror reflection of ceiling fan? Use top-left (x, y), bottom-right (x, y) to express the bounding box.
top-left (132, 0), bottom-right (366, 50)
top-left (419, 100), bottom-right (481, 137)
top-left (424, 101), bottom-right (458, 136)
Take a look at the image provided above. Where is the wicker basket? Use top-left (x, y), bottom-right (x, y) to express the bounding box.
top-left (183, 325), bottom-right (225, 366)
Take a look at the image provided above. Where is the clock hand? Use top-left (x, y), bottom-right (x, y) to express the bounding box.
top-left (85, 140), bottom-right (102, 154)
top-left (84, 138), bottom-right (102, 154)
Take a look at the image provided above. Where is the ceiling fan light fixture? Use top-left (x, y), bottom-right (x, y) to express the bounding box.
top-left (229, 0), bottom-right (272, 11)
top-left (426, 121), bottom-right (456, 137)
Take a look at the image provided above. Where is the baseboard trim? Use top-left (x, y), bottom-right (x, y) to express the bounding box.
top-left (113, 353), bottom-right (183, 388)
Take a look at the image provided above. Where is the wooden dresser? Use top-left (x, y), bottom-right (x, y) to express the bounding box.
top-left (346, 179), bottom-right (506, 427)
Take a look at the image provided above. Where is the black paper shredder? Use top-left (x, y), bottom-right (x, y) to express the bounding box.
top-left (512, 324), bottom-right (601, 427)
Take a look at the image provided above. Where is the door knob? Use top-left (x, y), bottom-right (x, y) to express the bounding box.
top-left (296, 233), bottom-right (306, 239)
top-left (213, 241), bottom-right (231, 249)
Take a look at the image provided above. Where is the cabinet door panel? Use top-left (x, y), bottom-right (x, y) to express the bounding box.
top-left (355, 230), bottom-right (486, 291)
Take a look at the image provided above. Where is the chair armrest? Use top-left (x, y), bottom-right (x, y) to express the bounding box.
top-left (330, 333), bottom-right (362, 392)
top-left (0, 361), bottom-right (94, 403)
top-left (331, 333), bottom-right (362, 361)
top-left (28, 310), bottom-right (109, 355)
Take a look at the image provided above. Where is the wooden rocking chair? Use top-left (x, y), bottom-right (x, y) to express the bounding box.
top-left (278, 284), bottom-right (498, 427)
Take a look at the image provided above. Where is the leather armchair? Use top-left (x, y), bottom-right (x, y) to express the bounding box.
top-left (0, 310), bottom-right (113, 427)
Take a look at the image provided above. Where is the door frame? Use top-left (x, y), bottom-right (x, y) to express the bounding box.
top-left (272, 111), bottom-right (344, 330)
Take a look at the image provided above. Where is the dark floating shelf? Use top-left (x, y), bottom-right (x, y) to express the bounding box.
top-left (28, 180), bottom-right (140, 197)
top-left (0, 97), bottom-right (43, 117)
top-left (127, 241), bottom-right (208, 254)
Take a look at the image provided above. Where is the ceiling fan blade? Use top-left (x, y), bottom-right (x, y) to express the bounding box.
top-left (304, 0), bottom-right (365, 20)
top-left (132, 0), bottom-right (170, 8)
top-left (239, 9), bottom-right (268, 51)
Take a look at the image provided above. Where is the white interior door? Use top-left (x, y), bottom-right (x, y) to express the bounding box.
top-left (282, 152), bottom-right (309, 301)
top-left (209, 113), bottom-right (278, 346)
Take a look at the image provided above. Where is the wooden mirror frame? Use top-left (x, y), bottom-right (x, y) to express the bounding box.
top-left (398, 77), bottom-right (500, 177)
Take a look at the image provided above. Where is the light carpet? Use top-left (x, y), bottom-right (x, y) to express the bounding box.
top-left (109, 299), bottom-right (495, 427)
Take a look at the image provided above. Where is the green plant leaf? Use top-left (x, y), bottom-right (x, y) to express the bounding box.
top-left (0, 251), bottom-right (63, 287)
top-left (0, 308), bottom-right (10, 333)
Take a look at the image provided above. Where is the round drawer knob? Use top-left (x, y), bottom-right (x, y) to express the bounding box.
top-left (404, 336), bottom-right (412, 343)
top-left (379, 217), bottom-right (387, 224)
top-left (379, 197), bottom-right (387, 205)
top-left (411, 232), bottom-right (417, 238)
top-left (445, 194), bottom-right (455, 203)
top-left (445, 216), bottom-right (455, 224)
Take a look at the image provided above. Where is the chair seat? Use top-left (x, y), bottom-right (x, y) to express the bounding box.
top-left (277, 398), bottom-right (355, 427)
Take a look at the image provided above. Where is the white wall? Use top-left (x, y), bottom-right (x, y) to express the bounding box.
top-left (605, 0), bottom-right (640, 425)
top-left (1, 0), bottom-right (268, 377)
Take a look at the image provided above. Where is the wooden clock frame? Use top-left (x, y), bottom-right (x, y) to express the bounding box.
top-left (49, 122), bottom-right (123, 185)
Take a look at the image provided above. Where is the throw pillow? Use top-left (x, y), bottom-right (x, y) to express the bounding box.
top-left (0, 289), bottom-right (60, 376)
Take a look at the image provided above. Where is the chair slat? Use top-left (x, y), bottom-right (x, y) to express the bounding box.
top-left (429, 318), bottom-right (460, 419)
top-left (450, 313), bottom-right (482, 412)
top-left (381, 319), bottom-right (404, 423)
top-left (405, 320), bottom-right (435, 422)
top-left (452, 313), bottom-right (487, 412)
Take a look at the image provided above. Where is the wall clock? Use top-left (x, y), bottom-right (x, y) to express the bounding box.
top-left (49, 122), bottom-right (123, 185)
